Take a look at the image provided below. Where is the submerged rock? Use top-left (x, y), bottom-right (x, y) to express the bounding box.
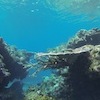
top-left (31, 28), bottom-right (100, 100)
top-left (67, 28), bottom-right (100, 48)
top-left (0, 37), bottom-right (34, 100)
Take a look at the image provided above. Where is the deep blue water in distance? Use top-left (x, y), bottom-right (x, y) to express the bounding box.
top-left (0, 0), bottom-right (100, 89)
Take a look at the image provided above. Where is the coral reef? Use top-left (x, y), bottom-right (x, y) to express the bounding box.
top-left (31, 28), bottom-right (100, 100)
top-left (1, 28), bottom-right (100, 100)
top-left (24, 86), bottom-right (55, 100)
top-left (67, 28), bottom-right (100, 49)
top-left (0, 37), bottom-right (33, 100)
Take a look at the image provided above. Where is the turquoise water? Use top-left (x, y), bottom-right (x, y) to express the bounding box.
top-left (0, 0), bottom-right (100, 52)
top-left (1, 0), bottom-right (100, 92)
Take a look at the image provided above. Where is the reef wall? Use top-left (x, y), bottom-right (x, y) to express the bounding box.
top-left (0, 37), bottom-right (32, 100)
top-left (1, 28), bottom-right (100, 100)
top-left (30, 28), bottom-right (100, 100)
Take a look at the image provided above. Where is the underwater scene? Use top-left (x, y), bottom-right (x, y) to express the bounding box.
top-left (1, 0), bottom-right (100, 100)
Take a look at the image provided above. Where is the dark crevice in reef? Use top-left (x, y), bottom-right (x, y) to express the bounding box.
top-left (67, 53), bottom-right (94, 100)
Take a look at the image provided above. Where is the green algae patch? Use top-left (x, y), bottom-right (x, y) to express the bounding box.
top-left (24, 90), bottom-right (55, 100)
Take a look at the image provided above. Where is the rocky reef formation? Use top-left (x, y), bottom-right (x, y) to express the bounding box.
top-left (24, 86), bottom-right (55, 100)
top-left (29, 28), bottom-right (100, 100)
top-left (0, 38), bottom-right (33, 100)
top-left (67, 28), bottom-right (100, 49)
top-left (1, 28), bottom-right (100, 100)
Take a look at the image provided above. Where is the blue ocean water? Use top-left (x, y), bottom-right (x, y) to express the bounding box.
top-left (0, 0), bottom-right (100, 90)
top-left (0, 0), bottom-right (100, 52)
